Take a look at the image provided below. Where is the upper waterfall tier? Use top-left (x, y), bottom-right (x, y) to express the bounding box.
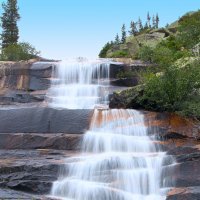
top-left (47, 59), bottom-right (110, 109)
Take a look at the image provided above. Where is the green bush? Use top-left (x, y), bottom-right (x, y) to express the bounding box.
top-left (138, 40), bottom-right (190, 69)
top-left (178, 99), bottom-right (200, 119)
top-left (178, 10), bottom-right (200, 49)
top-left (139, 60), bottom-right (200, 113)
top-left (110, 50), bottom-right (129, 58)
top-left (137, 45), bottom-right (154, 63)
top-left (152, 46), bottom-right (175, 67)
top-left (0, 42), bottom-right (40, 61)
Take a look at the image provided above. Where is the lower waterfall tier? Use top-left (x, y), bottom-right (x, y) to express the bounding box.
top-left (51, 109), bottom-right (175, 200)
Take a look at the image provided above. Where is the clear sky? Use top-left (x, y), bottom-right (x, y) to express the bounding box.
top-left (0, 0), bottom-right (200, 59)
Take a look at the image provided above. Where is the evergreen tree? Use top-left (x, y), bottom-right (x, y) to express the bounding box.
top-left (121, 24), bottom-right (126, 44)
top-left (144, 22), bottom-right (149, 30)
top-left (138, 17), bottom-right (143, 31)
top-left (147, 12), bottom-right (151, 28)
top-left (1, 0), bottom-right (20, 48)
top-left (115, 34), bottom-right (120, 45)
top-left (156, 14), bottom-right (160, 28)
top-left (99, 42), bottom-right (111, 58)
top-left (129, 21), bottom-right (137, 36)
top-left (152, 15), bottom-right (156, 29)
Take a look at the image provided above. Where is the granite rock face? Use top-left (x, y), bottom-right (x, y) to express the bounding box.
top-left (0, 61), bottom-right (56, 105)
top-left (0, 149), bottom-right (74, 199)
top-left (142, 111), bottom-right (200, 200)
top-left (0, 107), bottom-right (93, 134)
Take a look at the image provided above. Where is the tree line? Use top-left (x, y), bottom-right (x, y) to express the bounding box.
top-left (0, 0), bottom-right (39, 61)
top-left (114, 12), bottom-right (160, 45)
top-left (99, 12), bottom-right (160, 57)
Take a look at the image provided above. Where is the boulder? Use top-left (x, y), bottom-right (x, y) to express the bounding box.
top-left (109, 85), bottom-right (144, 109)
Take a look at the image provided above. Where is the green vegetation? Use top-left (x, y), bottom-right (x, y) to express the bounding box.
top-left (1, 42), bottom-right (40, 61)
top-left (137, 45), bottom-right (154, 63)
top-left (139, 61), bottom-right (200, 112)
top-left (121, 24), bottom-right (127, 44)
top-left (109, 50), bottom-right (129, 58)
top-left (98, 42), bottom-right (113, 58)
top-left (137, 10), bottom-right (200, 118)
top-left (0, 0), bottom-right (40, 61)
top-left (117, 71), bottom-right (137, 79)
top-left (1, 0), bottom-right (20, 48)
top-left (178, 11), bottom-right (200, 49)
top-left (99, 12), bottom-right (160, 58)
top-left (104, 10), bottom-right (200, 119)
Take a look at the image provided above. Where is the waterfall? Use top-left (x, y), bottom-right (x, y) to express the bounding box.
top-left (47, 59), bottom-right (110, 109)
top-left (51, 109), bottom-right (175, 200)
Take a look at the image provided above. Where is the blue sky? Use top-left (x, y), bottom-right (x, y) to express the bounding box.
top-left (0, 0), bottom-right (200, 59)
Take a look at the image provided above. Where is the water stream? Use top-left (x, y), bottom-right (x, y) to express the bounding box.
top-left (47, 59), bottom-right (110, 109)
top-left (49, 59), bottom-right (175, 200)
top-left (51, 109), bottom-right (175, 200)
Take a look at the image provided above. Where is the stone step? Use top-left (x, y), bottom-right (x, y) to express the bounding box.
top-left (0, 107), bottom-right (93, 134)
top-left (0, 133), bottom-right (83, 150)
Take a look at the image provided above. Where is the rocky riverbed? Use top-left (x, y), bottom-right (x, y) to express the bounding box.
top-left (0, 61), bottom-right (200, 199)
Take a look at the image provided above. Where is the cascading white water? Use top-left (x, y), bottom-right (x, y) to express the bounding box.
top-left (47, 58), bottom-right (110, 109)
top-left (51, 109), bottom-right (175, 200)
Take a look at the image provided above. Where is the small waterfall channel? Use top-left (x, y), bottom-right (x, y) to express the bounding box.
top-left (49, 59), bottom-right (175, 200)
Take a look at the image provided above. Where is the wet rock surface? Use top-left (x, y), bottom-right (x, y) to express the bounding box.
top-left (0, 61), bottom-right (135, 105)
top-left (0, 133), bottom-right (83, 150)
top-left (0, 107), bottom-right (93, 134)
top-left (0, 188), bottom-right (54, 200)
top-left (141, 111), bottom-right (200, 200)
top-left (0, 109), bottom-right (199, 199)
top-left (167, 187), bottom-right (200, 200)
top-left (0, 61), bottom-right (200, 199)
top-left (0, 149), bottom-right (76, 199)
top-left (0, 61), bottom-right (56, 106)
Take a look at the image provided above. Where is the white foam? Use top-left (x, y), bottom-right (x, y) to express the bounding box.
top-left (51, 109), bottom-right (175, 200)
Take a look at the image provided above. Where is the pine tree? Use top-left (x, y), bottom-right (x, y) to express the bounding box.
top-left (156, 14), bottom-right (160, 28)
top-left (152, 15), bottom-right (156, 29)
top-left (1, 0), bottom-right (20, 48)
top-left (138, 17), bottom-right (143, 32)
top-left (115, 34), bottom-right (120, 45)
top-left (147, 12), bottom-right (151, 28)
top-left (144, 22), bottom-right (149, 30)
top-left (129, 21), bottom-right (137, 36)
top-left (121, 24), bottom-right (126, 44)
